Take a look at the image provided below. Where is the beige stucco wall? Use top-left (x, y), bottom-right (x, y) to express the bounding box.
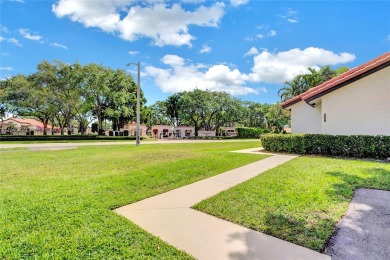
top-left (198, 130), bottom-right (216, 137)
top-left (175, 126), bottom-right (195, 138)
top-left (321, 66), bottom-right (390, 135)
top-left (290, 101), bottom-right (322, 134)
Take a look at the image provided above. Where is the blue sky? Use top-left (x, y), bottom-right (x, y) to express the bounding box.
top-left (1, 0), bottom-right (389, 105)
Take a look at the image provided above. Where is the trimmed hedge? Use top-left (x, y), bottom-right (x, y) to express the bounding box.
top-left (261, 134), bottom-right (390, 159)
top-left (237, 127), bottom-right (269, 138)
top-left (0, 135), bottom-right (143, 142)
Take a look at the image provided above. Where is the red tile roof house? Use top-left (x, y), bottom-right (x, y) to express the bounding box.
top-left (1, 118), bottom-right (55, 135)
top-left (281, 52), bottom-right (390, 135)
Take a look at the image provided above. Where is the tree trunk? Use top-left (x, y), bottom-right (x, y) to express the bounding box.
top-left (43, 120), bottom-right (48, 136)
top-left (97, 107), bottom-right (104, 135)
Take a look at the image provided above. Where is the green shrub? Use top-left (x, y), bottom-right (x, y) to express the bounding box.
top-left (261, 134), bottom-right (390, 159)
top-left (237, 127), bottom-right (269, 138)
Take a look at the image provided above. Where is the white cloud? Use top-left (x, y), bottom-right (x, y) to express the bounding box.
top-left (161, 54), bottom-right (186, 67)
top-left (244, 47), bottom-right (259, 57)
top-left (181, 0), bottom-right (206, 3)
top-left (1, 52), bottom-right (10, 56)
top-left (0, 66), bottom-right (14, 71)
top-left (7, 0), bottom-right (24, 3)
top-left (145, 47), bottom-right (355, 95)
top-left (280, 8), bottom-right (299, 23)
top-left (128, 51), bottom-right (139, 56)
top-left (51, 42), bottom-right (68, 49)
top-left (268, 30), bottom-right (277, 37)
top-left (204, 65), bottom-right (249, 85)
top-left (52, 1), bottom-right (224, 47)
top-left (199, 44), bottom-right (211, 54)
top-left (19, 28), bottom-right (42, 41)
top-left (145, 54), bottom-right (257, 95)
top-left (249, 26), bottom-right (276, 40)
top-left (8, 38), bottom-right (22, 47)
top-left (288, 19), bottom-right (298, 23)
top-left (258, 87), bottom-right (267, 93)
top-left (249, 47), bottom-right (355, 83)
top-left (1, 25), bottom-right (9, 33)
top-left (0, 36), bottom-right (5, 41)
top-left (256, 24), bottom-right (266, 30)
top-left (230, 0), bottom-right (249, 7)
top-left (386, 35), bottom-right (390, 42)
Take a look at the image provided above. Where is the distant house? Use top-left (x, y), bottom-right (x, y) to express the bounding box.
top-left (1, 118), bottom-right (54, 135)
top-left (281, 52), bottom-right (390, 136)
top-left (151, 125), bottom-right (195, 139)
top-left (219, 127), bottom-right (238, 137)
top-left (122, 122), bottom-right (148, 136)
top-left (175, 126), bottom-right (195, 138)
top-left (151, 125), bottom-right (172, 139)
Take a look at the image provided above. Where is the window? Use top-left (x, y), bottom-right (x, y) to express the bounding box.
top-left (324, 113), bottom-right (327, 122)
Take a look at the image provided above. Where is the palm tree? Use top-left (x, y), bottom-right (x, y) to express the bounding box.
top-left (278, 66), bottom-right (339, 102)
top-left (165, 93), bottom-right (183, 127)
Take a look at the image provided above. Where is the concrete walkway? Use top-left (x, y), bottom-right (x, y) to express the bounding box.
top-left (115, 148), bottom-right (330, 260)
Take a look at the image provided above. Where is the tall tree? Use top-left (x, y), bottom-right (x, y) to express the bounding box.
top-left (278, 65), bottom-right (339, 102)
top-left (34, 61), bottom-right (83, 135)
top-left (179, 90), bottom-right (242, 134)
top-left (82, 64), bottom-right (111, 134)
top-left (265, 104), bottom-right (290, 133)
top-left (240, 101), bottom-right (269, 128)
top-left (180, 90), bottom-right (205, 136)
top-left (165, 93), bottom-right (183, 127)
top-left (6, 74), bottom-right (57, 135)
top-left (0, 78), bottom-right (11, 122)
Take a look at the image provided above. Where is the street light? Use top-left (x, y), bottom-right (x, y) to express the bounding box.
top-left (126, 62), bottom-right (141, 146)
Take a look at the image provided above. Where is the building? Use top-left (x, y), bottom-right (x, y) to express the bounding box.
top-left (122, 122), bottom-right (148, 136)
top-left (175, 126), bottom-right (195, 138)
top-left (151, 125), bottom-right (172, 139)
top-left (281, 52), bottom-right (390, 136)
top-left (1, 118), bottom-right (55, 135)
top-left (219, 126), bottom-right (238, 137)
top-left (151, 125), bottom-right (195, 139)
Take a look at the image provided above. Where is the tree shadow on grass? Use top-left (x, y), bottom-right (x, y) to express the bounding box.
top-left (325, 167), bottom-right (390, 202)
top-left (262, 211), bottom-right (334, 252)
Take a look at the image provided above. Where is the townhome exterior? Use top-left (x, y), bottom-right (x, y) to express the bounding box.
top-left (174, 126), bottom-right (195, 138)
top-left (122, 122), bottom-right (148, 136)
top-left (281, 52), bottom-right (390, 136)
top-left (1, 118), bottom-right (56, 135)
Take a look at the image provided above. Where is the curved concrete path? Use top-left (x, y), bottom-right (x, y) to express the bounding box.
top-left (115, 148), bottom-right (330, 260)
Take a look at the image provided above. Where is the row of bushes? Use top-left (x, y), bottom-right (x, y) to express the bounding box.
top-left (0, 135), bottom-right (143, 141)
top-left (236, 127), bottom-right (269, 138)
top-left (261, 134), bottom-right (390, 159)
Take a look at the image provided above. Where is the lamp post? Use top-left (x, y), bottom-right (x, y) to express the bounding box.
top-left (126, 62), bottom-right (141, 146)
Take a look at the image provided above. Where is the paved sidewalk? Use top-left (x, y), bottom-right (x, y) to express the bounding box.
top-left (326, 188), bottom-right (390, 260)
top-left (115, 148), bottom-right (330, 260)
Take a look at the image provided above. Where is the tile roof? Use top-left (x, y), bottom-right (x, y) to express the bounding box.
top-left (4, 118), bottom-right (53, 128)
top-left (281, 51), bottom-right (390, 109)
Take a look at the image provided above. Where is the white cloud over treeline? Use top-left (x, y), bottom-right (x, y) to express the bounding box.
top-left (145, 47), bottom-right (355, 95)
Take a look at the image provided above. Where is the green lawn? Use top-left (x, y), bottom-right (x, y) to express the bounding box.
top-left (0, 142), bottom-right (266, 259)
top-left (194, 156), bottom-right (390, 252)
